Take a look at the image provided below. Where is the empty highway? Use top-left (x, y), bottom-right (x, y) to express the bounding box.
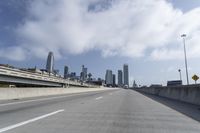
top-left (0, 88), bottom-right (200, 133)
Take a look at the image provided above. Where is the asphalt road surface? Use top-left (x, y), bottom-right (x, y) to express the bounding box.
top-left (0, 89), bottom-right (200, 133)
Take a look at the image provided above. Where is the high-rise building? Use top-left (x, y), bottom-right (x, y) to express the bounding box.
top-left (105, 70), bottom-right (113, 86)
top-left (133, 80), bottom-right (138, 88)
top-left (46, 52), bottom-right (54, 73)
top-left (81, 65), bottom-right (87, 81)
top-left (123, 64), bottom-right (129, 87)
top-left (64, 66), bottom-right (69, 79)
top-left (70, 72), bottom-right (76, 78)
top-left (113, 74), bottom-right (116, 86)
top-left (118, 70), bottom-right (123, 87)
top-left (83, 68), bottom-right (87, 80)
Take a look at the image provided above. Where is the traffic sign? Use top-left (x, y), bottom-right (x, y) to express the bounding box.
top-left (192, 74), bottom-right (199, 84)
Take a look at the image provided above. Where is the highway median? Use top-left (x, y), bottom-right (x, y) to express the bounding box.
top-left (0, 87), bottom-right (117, 100)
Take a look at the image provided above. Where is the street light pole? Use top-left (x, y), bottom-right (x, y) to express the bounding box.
top-left (181, 34), bottom-right (189, 85)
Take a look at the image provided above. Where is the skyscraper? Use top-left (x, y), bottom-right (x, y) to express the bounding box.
top-left (123, 64), bottom-right (129, 87)
top-left (105, 70), bottom-right (113, 86)
top-left (113, 74), bottom-right (116, 86)
top-left (118, 70), bottom-right (123, 87)
top-left (64, 66), bottom-right (69, 79)
top-left (133, 80), bottom-right (138, 88)
top-left (81, 65), bottom-right (87, 81)
top-left (46, 52), bottom-right (54, 73)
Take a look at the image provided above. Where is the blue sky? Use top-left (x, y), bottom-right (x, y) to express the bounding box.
top-left (1, 0), bottom-right (200, 86)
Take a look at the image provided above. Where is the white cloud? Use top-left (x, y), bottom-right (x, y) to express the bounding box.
top-left (0, 46), bottom-right (26, 61)
top-left (7, 0), bottom-right (200, 61)
top-left (151, 48), bottom-right (183, 60)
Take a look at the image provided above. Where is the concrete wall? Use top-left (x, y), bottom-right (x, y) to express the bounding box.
top-left (136, 85), bottom-right (200, 106)
top-left (0, 87), bottom-right (115, 100)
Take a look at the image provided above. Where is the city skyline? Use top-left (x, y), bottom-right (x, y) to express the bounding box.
top-left (1, 0), bottom-right (200, 86)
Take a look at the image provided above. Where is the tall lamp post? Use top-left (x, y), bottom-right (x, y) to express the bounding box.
top-left (181, 34), bottom-right (189, 85)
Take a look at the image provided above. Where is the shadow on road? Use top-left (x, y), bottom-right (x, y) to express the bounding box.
top-left (133, 89), bottom-right (200, 123)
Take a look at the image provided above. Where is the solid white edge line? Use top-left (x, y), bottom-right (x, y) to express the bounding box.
top-left (0, 109), bottom-right (64, 133)
top-left (95, 96), bottom-right (103, 100)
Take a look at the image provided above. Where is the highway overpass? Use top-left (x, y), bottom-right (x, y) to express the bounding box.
top-left (0, 66), bottom-right (96, 87)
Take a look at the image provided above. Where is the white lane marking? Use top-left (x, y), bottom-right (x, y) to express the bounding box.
top-left (95, 96), bottom-right (103, 100)
top-left (0, 93), bottom-right (93, 107)
top-left (0, 109), bottom-right (64, 133)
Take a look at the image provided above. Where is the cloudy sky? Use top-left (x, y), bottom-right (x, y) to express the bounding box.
top-left (1, 0), bottom-right (200, 86)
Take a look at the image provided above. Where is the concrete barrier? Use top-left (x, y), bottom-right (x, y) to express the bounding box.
top-left (136, 84), bottom-right (200, 106)
top-left (0, 87), bottom-right (117, 100)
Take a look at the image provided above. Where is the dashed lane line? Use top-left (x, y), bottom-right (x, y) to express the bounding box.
top-left (95, 96), bottom-right (103, 100)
